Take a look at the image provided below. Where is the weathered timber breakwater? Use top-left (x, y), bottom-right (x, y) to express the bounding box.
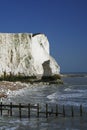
top-left (0, 102), bottom-right (84, 118)
top-left (0, 76), bottom-right (87, 129)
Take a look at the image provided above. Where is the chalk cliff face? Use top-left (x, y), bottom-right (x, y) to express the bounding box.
top-left (0, 33), bottom-right (60, 78)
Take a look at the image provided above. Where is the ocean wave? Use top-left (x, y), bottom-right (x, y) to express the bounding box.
top-left (47, 92), bottom-right (84, 100)
top-left (64, 88), bottom-right (87, 93)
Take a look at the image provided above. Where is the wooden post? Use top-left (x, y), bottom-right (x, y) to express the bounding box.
top-left (46, 104), bottom-right (48, 118)
top-left (71, 106), bottom-right (74, 117)
top-left (37, 104), bottom-right (39, 117)
top-left (19, 103), bottom-right (22, 118)
top-left (56, 104), bottom-right (58, 116)
top-left (10, 102), bottom-right (12, 116)
top-left (80, 105), bottom-right (82, 116)
top-left (63, 105), bottom-right (65, 117)
top-left (0, 102), bottom-right (2, 116)
top-left (28, 104), bottom-right (30, 118)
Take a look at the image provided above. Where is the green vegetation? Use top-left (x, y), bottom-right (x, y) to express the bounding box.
top-left (0, 73), bottom-right (63, 84)
top-left (36, 74), bottom-right (63, 84)
top-left (0, 73), bottom-right (37, 82)
top-left (41, 74), bottom-right (61, 81)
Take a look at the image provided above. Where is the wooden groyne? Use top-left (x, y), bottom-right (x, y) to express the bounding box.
top-left (0, 102), bottom-right (85, 118)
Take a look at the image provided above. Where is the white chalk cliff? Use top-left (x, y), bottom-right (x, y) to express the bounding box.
top-left (0, 33), bottom-right (60, 78)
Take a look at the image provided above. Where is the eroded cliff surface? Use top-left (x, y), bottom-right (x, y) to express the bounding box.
top-left (0, 33), bottom-right (60, 79)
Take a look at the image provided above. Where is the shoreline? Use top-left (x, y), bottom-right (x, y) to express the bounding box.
top-left (61, 73), bottom-right (87, 78)
top-left (0, 79), bottom-right (63, 99)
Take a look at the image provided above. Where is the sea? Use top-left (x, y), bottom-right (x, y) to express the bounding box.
top-left (0, 73), bottom-right (87, 130)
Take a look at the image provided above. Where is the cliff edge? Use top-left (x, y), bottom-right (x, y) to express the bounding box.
top-left (0, 33), bottom-right (61, 83)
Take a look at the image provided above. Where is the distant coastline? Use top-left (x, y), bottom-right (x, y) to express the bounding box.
top-left (61, 72), bottom-right (87, 78)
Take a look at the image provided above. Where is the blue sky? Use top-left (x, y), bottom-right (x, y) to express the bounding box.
top-left (0, 0), bottom-right (87, 73)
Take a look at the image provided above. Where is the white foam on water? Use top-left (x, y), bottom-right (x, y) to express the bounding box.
top-left (60, 93), bottom-right (83, 99)
top-left (64, 88), bottom-right (87, 93)
top-left (64, 88), bottom-right (72, 91)
top-left (6, 126), bottom-right (19, 130)
top-left (47, 92), bottom-right (83, 100)
top-left (0, 126), bottom-right (19, 130)
top-left (47, 92), bottom-right (57, 100)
